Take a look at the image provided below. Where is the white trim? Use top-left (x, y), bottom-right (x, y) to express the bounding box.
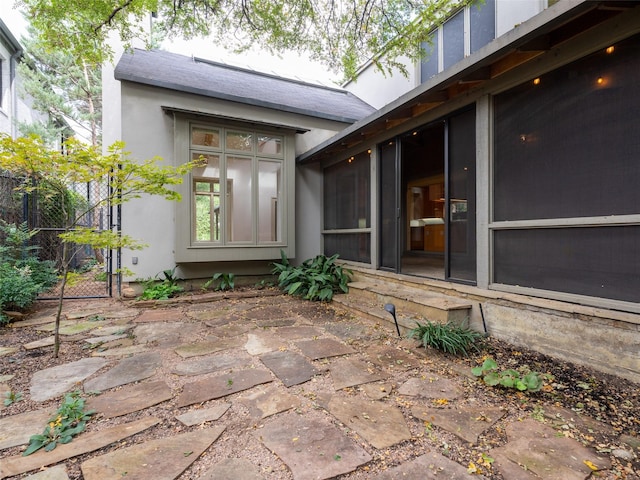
top-left (490, 215), bottom-right (640, 230)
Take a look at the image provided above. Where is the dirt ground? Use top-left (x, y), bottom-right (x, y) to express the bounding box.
top-left (1, 289), bottom-right (638, 479)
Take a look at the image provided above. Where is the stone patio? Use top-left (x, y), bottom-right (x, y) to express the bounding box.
top-left (0, 292), bottom-right (633, 479)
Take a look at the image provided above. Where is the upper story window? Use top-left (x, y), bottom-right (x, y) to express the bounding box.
top-left (189, 124), bottom-right (284, 246)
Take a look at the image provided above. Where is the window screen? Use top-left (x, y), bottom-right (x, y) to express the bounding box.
top-left (494, 34), bottom-right (640, 221)
top-left (470, 0), bottom-right (495, 53)
top-left (494, 226), bottom-right (640, 303)
top-left (443, 11), bottom-right (464, 70)
top-left (324, 233), bottom-right (371, 264)
top-left (324, 152), bottom-right (370, 230)
top-left (420, 33), bottom-right (439, 82)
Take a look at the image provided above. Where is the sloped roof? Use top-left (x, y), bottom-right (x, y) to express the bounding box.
top-left (115, 49), bottom-right (375, 124)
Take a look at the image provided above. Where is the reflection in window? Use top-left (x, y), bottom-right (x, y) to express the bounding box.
top-left (259, 161), bottom-right (282, 242)
top-left (192, 154), bottom-right (221, 243)
top-left (258, 135), bottom-right (283, 155)
top-left (227, 156), bottom-right (252, 242)
top-left (192, 127), bottom-right (220, 147)
top-left (226, 131), bottom-right (253, 151)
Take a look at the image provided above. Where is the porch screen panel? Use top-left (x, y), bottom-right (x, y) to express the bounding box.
top-left (379, 141), bottom-right (398, 270)
top-left (494, 226), bottom-right (640, 303)
top-left (494, 35), bottom-right (640, 222)
top-left (448, 108), bottom-right (476, 282)
top-left (324, 233), bottom-right (370, 264)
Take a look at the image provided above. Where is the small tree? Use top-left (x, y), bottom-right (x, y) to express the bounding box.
top-left (0, 134), bottom-right (199, 356)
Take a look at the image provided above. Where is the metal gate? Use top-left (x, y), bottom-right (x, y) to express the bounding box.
top-left (0, 172), bottom-right (119, 299)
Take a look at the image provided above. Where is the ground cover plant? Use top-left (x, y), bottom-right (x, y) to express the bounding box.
top-left (139, 268), bottom-right (184, 300)
top-left (271, 251), bottom-right (352, 301)
top-left (408, 319), bottom-right (483, 356)
top-left (472, 356), bottom-right (550, 392)
top-left (203, 272), bottom-right (235, 291)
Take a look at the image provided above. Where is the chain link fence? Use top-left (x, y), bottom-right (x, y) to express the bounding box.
top-left (1, 172), bottom-right (116, 299)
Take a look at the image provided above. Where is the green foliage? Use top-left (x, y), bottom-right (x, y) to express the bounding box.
top-left (271, 251), bottom-right (351, 302)
top-left (20, 0), bottom-right (471, 81)
top-left (203, 273), bottom-right (235, 291)
top-left (24, 391), bottom-right (95, 456)
top-left (3, 391), bottom-right (23, 406)
top-left (139, 280), bottom-right (183, 300)
top-left (408, 320), bottom-right (482, 356)
top-left (471, 357), bottom-right (549, 392)
top-left (0, 221), bottom-right (39, 263)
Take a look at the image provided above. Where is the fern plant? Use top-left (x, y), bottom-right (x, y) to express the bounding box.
top-left (271, 250), bottom-right (351, 301)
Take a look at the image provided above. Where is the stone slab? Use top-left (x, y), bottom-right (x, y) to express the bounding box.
top-left (135, 308), bottom-right (183, 323)
top-left (360, 382), bottom-right (393, 400)
top-left (89, 325), bottom-right (132, 336)
top-left (238, 385), bottom-right (302, 419)
top-left (175, 336), bottom-right (243, 358)
top-left (91, 345), bottom-right (148, 356)
top-left (65, 310), bottom-right (103, 320)
top-left (490, 419), bottom-right (612, 480)
top-left (0, 417), bottom-right (160, 478)
top-left (23, 337), bottom-right (54, 350)
top-left (0, 346), bottom-right (18, 357)
top-left (295, 338), bottom-right (356, 360)
top-left (10, 315), bottom-right (56, 327)
top-left (0, 374), bottom-right (14, 383)
top-left (58, 321), bottom-right (104, 335)
top-left (24, 464), bottom-right (69, 480)
top-left (102, 309), bottom-right (139, 319)
top-left (260, 350), bottom-right (320, 387)
top-left (172, 352), bottom-right (253, 376)
top-left (327, 395), bottom-right (411, 449)
top-left (272, 326), bottom-right (322, 341)
top-left (257, 412), bottom-right (372, 480)
top-left (177, 369), bottom-right (274, 408)
top-left (397, 376), bottom-right (463, 401)
top-left (187, 308), bottom-right (232, 322)
top-left (0, 408), bottom-right (55, 450)
top-left (246, 305), bottom-right (291, 321)
top-left (255, 318), bottom-right (297, 327)
top-left (411, 405), bottom-right (505, 444)
top-left (134, 322), bottom-right (203, 347)
top-left (204, 313), bottom-right (245, 328)
top-left (86, 381), bottom-right (172, 418)
top-left (198, 458), bottom-right (264, 480)
top-left (208, 322), bottom-right (254, 338)
top-left (329, 358), bottom-right (387, 390)
top-left (245, 332), bottom-right (285, 355)
top-left (84, 352), bottom-right (162, 392)
top-left (176, 403), bottom-right (231, 426)
top-left (372, 452), bottom-right (487, 479)
top-left (30, 357), bottom-right (108, 402)
top-left (84, 334), bottom-right (128, 345)
top-left (366, 345), bottom-right (420, 371)
top-left (81, 426), bottom-right (226, 480)
top-left (323, 322), bottom-right (372, 341)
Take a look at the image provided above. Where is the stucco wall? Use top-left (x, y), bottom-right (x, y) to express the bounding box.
top-left (117, 80), bottom-right (349, 280)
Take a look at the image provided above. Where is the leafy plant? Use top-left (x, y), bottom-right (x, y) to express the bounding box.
top-left (271, 251), bottom-right (351, 302)
top-left (160, 266), bottom-right (181, 286)
top-left (408, 319), bottom-right (482, 356)
top-left (471, 357), bottom-right (549, 392)
top-left (0, 221), bottom-right (40, 263)
top-left (3, 391), bottom-right (23, 406)
top-left (139, 281), bottom-right (183, 300)
top-left (23, 391), bottom-right (95, 456)
top-left (203, 272), bottom-right (235, 291)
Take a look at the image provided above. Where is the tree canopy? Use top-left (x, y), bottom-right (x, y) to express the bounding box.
top-left (17, 0), bottom-right (471, 80)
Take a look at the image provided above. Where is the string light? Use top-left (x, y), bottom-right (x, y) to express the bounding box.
top-left (606, 46), bottom-right (615, 54)
top-left (533, 77), bottom-right (541, 85)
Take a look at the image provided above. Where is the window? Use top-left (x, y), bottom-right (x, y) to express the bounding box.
top-left (492, 34), bottom-right (640, 305)
top-left (189, 124), bottom-right (284, 246)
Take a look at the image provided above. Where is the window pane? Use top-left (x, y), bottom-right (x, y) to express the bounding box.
top-left (192, 127), bottom-right (220, 148)
top-left (227, 156), bottom-right (253, 242)
top-left (195, 181), bottom-right (211, 192)
top-left (443, 10), bottom-right (464, 70)
top-left (494, 226), bottom-right (640, 303)
top-left (191, 153), bottom-right (220, 179)
top-left (257, 135), bottom-right (283, 155)
top-left (494, 34), bottom-right (640, 221)
top-left (470, 0), bottom-right (495, 53)
top-left (226, 131), bottom-right (253, 151)
top-left (420, 33), bottom-right (439, 82)
top-left (324, 151), bottom-right (370, 230)
top-left (324, 233), bottom-right (370, 264)
top-left (258, 160), bottom-right (282, 242)
top-left (195, 193), bottom-right (212, 241)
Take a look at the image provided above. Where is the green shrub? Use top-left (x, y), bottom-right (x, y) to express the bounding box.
top-left (408, 320), bottom-right (482, 356)
top-left (271, 251), bottom-right (352, 302)
top-left (139, 281), bottom-right (183, 300)
top-left (0, 263), bottom-right (47, 312)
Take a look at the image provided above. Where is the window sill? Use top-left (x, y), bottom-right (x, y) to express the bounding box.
top-left (176, 245), bottom-right (292, 263)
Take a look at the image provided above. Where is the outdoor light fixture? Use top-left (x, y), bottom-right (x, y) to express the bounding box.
top-left (384, 303), bottom-right (401, 337)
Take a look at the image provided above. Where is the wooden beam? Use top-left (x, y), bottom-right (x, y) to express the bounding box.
top-left (412, 102), bottom-right (444, 116)
top-left (491, 50), bottom-right (544, 78)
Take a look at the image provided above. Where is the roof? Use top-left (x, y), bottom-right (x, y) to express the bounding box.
top-left (115, 49), bottom-right (375, 124)
top-left (0, 18), bottom-right (23, 56)
top-left (298, 0), bottom-right (640, 164)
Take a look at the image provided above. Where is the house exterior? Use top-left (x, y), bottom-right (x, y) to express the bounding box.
top-left (0, 18), bottom-right (23, 138)
top-left (105, 0), bottom-right (640, 382)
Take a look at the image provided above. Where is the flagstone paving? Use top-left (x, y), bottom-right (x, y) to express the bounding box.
top-left (0, 293), bottom-right (633, 480)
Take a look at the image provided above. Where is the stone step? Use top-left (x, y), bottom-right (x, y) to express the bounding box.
top-left (342, 279), bottom-right (473, 326)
